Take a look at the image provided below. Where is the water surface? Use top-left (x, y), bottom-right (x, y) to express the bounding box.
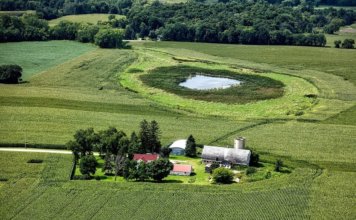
top-left (179, 74), bottom-right (241, 90)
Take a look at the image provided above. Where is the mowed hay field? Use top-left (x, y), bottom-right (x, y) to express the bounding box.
top-left (0, 40), bottom-right (356, 219)
top-left (48, 14), bottom-right (125, 26)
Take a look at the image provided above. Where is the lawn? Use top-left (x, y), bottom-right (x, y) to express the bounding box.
top-left (48, 14), bottom-right (125, 26)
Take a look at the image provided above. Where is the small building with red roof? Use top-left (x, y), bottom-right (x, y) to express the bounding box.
top-left (133, 154), bottom-right (159, 163)
top-left (170, 164), bottom-right (193, 176)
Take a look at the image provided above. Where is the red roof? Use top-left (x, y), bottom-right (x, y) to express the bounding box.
top-left (133, 154), bottom-right (159, 162)
top-left (172, 164), bottom-right (192, 173)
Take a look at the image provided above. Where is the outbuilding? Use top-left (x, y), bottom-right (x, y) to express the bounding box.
top-left (169, 139), bottom-right (187, 155)
top-left (170, 164), bottom-right (193, 176)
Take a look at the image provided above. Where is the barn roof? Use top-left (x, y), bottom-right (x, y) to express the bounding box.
top-left (202, 146), bottom-right (251, 165)
top-left (133, 154), bottom-right (159, 162)
top-left (169, 139), bottom-right (187, 150)
top-left (172, 164), bottom-right (192, 173)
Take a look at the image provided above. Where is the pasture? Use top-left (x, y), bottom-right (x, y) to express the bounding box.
top-left (48, 14), bottom-right (125, 26)
top-left (0, 40), bottom-right (355, 219)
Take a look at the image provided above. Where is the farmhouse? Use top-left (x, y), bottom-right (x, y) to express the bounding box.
top-left (170, 164), bottom-right (193, 176)
top-left (202, 137), bottom-right (251, 167)
top-left (133, 154), bottom-right (159, 163)
top-left (169, 139), bottom-right (187, 155)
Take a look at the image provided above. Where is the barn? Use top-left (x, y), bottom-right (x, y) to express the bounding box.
top-left (169, 139), bottom-right (187, 155)
top-left (170, 164), bottom-right (193, 176)
top-left (201, 137), bottom-right (251, 166)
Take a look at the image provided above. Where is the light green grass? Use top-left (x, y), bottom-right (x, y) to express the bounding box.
top-left (0, 10), bottom-right (35, 15)
top-left (0, 41), bottom-right (95, 80)
top-left (48, 14), bottom-right (125, 26)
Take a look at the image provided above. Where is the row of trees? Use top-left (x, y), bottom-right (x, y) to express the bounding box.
top-left (0, 0), bottom-right (133, 19)
top-left (334, 39), bottom-right (355, 48)
top-left (0, 14), bottom-right (127, 48)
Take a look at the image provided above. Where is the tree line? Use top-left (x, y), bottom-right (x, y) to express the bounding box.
top-left (0, 14), bottom-right (127, 48)
top-left (124, 1), bottom-right (355, 46)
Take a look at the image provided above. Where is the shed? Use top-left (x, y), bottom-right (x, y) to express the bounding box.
top-left (169, 139), bottom-right (187, 155)
top-left (170, 164), bottom-right (193, 176)
top-left (133, 154), bottom-right (159, 163)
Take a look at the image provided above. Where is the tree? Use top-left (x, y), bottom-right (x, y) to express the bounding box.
top-left (136, 161), bottom-right (150, 181)
top-left (160, 147), bottom-right (171, 158)
top-left (334, 40), bottom-right (342, 48)
top-left (79, 155), bottom-right (98, 178)
top-left (185, 135), bottom-right (197, 157)
top-left (249, 151), bottom-right (260, 166)
top-left (128, 132), bottom-right (141, 157)
top-left (122, 159), bottom-right (138, 180)
top-left (0, 65), bottom-right (22, 84)
top-left (212, 167), bottom-right (234, 184)
top-left (275, 159), bottom-right (283, 172)
top-left (148, 158), bottom-right (173, 182)
top-left (341, 39), bottom-right (355, 49)
top-left (74, 128), bottom-right (99, 157)
top-left (94, 28), bottom-right (126, 48)
top-left (76, 24), bottom-right (99, 43)
top-left (102, 153), bottom-right (114, 175)
top-left (139, 120), bottom-right (162, 153)
top-left (66, 140), bottom-right (81, 162)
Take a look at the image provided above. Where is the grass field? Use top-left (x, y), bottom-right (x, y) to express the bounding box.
top-left (48, 14), bottom-right (125, 26)
top-left (0, 40), bottom-right (355, 219)
top-left (0, 41), bottom-right (95, 80)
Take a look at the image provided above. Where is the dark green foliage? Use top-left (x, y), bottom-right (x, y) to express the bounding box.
top-left (275, 159), bottom-right (283, 172)
top-left (212, 167), bottom-right (234, 184)
top-left (123, 159), bottom-right (138, 180)
top-left (160, 147), bottom-right (171, 158)
top-left (0, 65), bottom-right (22, 84)
top-left (265, 171), bottom-right (272, 179)
top-left (139, 120), bottom-right (162, 154)
top-left (102, 153), bottom-right (114, 175)
top-left (79, 155), bottom-right (98, 177)
top-left (76, 24), bottom-right (99, 43)
top-left (66, 140), bottom-right (81, 162)
top-left (185, 135), bottom-right (197, 157)
top-left (209, 162), bottom-right (220, 174)
top-left (246, 167), bottom-right (257, 175)
top-left (94, 28), bottom-right (126, 48)
top-left (149, 158), bottom-right (173, 182)
top-left (128, 132), bottom-right (140, 158)
top-left (125, 1), bottom-right (354, 46)
top-left (341, 39), bottom-right (355, 48)
top-left (74, 128), bottom-right (99, 157)
top-left (249, 151), bottom-right (260, 166)
top-left (97, 127), bottom-right (126, 156)
top-left (50, 20), bottom-right (78, 40)
top-left (334, 40), bottom-right (342, 48)
top-left (27, 159), bottom-right (43, 163)
top-left (141, 66), bottom-right (285, 104)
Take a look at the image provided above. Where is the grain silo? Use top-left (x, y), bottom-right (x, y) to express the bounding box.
top-left (234, 137), bottom-right (245, 149)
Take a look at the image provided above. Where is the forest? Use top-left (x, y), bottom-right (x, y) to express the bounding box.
top-left (0, 0), bottom-right (355, 46)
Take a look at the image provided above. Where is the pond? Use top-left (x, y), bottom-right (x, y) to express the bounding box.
top-left (179, 74), bottom-right (241, 90)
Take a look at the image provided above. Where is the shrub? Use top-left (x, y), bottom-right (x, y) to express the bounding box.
top-left (188, 176), bottom-right (196, 183)
top-left (275, 159), bottom-right (283, 172)
top-left (0, 178), bottom-right (8, 182)
top-left (341, 39), bottom-right (355, 49)
top-left (249, 151), bottom-right (259, 166)
top-left (0, 64), bottom-right (22, 84)
top-left (246, 167), bottom-right (257, 175)
top-left (212, 167), bottom-right (234, 184)
top-left (94, 28), bottom-right (126, 48)
top-left (265, 171), bottom-right (272, 179)
top-left (27, 159), bottom-right (43, 163)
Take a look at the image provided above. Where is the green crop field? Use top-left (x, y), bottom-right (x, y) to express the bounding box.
top-left (0, 39), bottom-right (355, 219)
top-left (48, 14), bottom-right (125, 26)
top-left (0, 41), bottom-right (95, 80)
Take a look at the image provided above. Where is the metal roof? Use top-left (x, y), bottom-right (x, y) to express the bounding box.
top-left (202, 146), bottom-right (251, 165)
top-left (169, 139), bottom-right (187, 150)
